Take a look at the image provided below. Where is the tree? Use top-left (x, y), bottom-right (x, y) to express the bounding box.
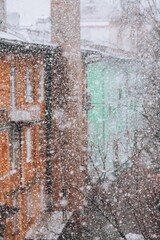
top-left (59, 1), bottom-right (160, 239)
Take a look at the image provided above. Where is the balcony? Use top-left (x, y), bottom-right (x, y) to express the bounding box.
top-left (10, 105), bottom-right (41, 122)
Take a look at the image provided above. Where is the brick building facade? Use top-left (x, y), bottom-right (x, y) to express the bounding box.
top-left (0, 37), bottom-right (87, 240)
top-left (0, 0), bottom-right (87, 239)
top-left (0, 38), bottom-right (59, 239)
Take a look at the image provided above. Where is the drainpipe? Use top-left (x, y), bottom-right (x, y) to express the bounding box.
top-left (45, 52), bottom-right (53, 210)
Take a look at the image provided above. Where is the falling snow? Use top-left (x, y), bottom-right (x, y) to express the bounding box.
top-left (0, 0), bottom-right (160, 239)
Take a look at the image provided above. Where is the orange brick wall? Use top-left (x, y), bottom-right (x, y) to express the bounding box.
top-left (0, 43), bottom-right (87, 239)
top-left (0, 50), bottom-right (47, 240)
top-left (0, 131), bottom-right (10, 177)
top-left (0, 59), bottom-right (10, 109)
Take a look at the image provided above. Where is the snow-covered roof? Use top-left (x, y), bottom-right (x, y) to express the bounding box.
top-left (0, 31), bottom-right (59, 53)
top-left (0, 31), bottom-right (24, 42)
top-left (81, 40), bottom-right (136, 61)
top-left (81, 46), bottom-right (103, 63)
top-left (0, 31), bottom-right (60, 54)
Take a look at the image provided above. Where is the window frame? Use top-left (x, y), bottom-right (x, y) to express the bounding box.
top-left (39, 65), bottom-right (44, 102)
top-left (26, 128), bottom-right (32, 163)
top-left (40, 181), bottom-right (45, 211)
top-left (10, 66), bottom-right (16, 109)
top-left (10, 128), bottom-right (19, 170)
top-left (12, 193), bottom-right (19, 234)
top-left (26, 66), bottom-right (33, 102)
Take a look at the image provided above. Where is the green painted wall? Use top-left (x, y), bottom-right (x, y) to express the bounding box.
top-left (87, 60), bottom-right (143, 172)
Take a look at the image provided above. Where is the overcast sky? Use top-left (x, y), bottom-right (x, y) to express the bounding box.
top-left (6, 0), bottom-right (50, 26)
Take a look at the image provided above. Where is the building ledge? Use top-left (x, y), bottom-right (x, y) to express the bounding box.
top-left (10, 106), bottom-right (41, 122)
top-left (0, 170), bottom-right (17, 181)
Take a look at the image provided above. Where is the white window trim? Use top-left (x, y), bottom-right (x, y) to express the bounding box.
top-left (39, 65), bottom-right (44, 102)
top-left (10, 66), bottom-right (16, 109)
top-left (26, 128), bottom-right (32, 163)
top-left (11, 129), bottom-right (17, 170)
top-left (12, 194), bottom-right (18, 234)
top-left (0, 131), bottom-right (17, 179)
top-left (40, 181), bottom-right (45, 211)
top-left (0, 169), bottom-right (16, 181)
top-left (26, 67), bottom-right (33, 102)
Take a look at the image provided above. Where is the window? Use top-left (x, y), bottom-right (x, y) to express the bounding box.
top-left (26, 67), bottom-right (32, 102)
top-left (10, 66), bottom-right (16, 109)
top-left (40, 182), bottom-right (45, 211)
top-left (27, 188), bottom-right (32, 222)
top-left (11, 128), bottom-right (19, 170)
top-left (39, 126), bottom-right (45, 162)
top-left (12, 194), bottom-right (18, 234)
top-left (26, 128), bottom-right (31, 162)
top-left (39, 65), bottom-right (44, 102)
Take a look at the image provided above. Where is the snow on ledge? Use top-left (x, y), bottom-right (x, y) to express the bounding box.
top-left (125, 233), bottom-right (144, 240)
top-left (0, 31), bottom-right (59, 49)
top-left (26, 211), bottom-right (72, 240)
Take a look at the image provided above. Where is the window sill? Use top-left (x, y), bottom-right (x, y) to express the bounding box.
top-left (0, 170), bottom-right (17, 181)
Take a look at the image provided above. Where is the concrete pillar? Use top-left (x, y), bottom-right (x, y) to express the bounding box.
top-left (51, 0), bottom-right (80, 52)
top-left (0, 0), bottom-right (6, 31)
top-left (51, 0), bottom-right (87, 211)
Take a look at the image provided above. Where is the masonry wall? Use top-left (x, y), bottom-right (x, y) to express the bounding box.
top-left (0, 48), bottom-right (47, 240)
top-left (51, 0), bottom-right (87, 211)
top-left (0, 1), bottom-right (87, 238)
